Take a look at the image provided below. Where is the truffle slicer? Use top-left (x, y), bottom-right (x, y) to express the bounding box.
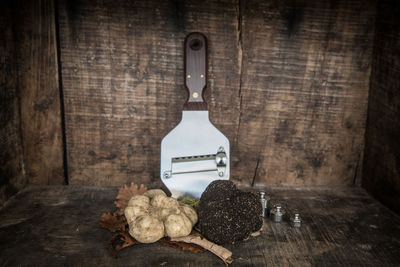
top-left (160, 32), bottom-right (230, 199)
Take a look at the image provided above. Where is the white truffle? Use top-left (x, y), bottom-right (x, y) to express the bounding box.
top-left (143, 189), bottom-right (167, 199)
top-left (151, 194), bottom-right (179, 208)
top-left (124, 205), bottom-right (148, 224)
top-left (179, 204), bottom-right (198, 225)
top-left (157, 207), bottom-right (181, 220)
top-left (124, 190), bottom-right (198, 243)
top-left (128, 195), bottom-right (150, 208)
top-left (129, 215), bottom-right (164, 243)
top-left (164, 213), bottom-right (193, 238)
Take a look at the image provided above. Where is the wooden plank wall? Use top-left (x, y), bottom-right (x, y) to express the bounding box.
top-left (0, 1), bottom-right (24, 205)
top-left (363, 0), bottom-right (400, 214)
top-left (57, 0), bottom-right (241, 186)
top-left (236, 0), bottom-right (375, 186)
top-left (58, 0), bottom-right (376, 187)
top-left (0, 0), bottom-right (64, 206)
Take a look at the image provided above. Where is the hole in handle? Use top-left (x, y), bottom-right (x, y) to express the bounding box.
top-left (189, 39), bottom-right (203, 51)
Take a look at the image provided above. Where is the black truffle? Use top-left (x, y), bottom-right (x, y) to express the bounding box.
top-left (198, 180), bottom-right (263, 244)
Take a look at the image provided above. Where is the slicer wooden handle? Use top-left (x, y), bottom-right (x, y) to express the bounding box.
top-left (184, 32), bottom-right (208, 110)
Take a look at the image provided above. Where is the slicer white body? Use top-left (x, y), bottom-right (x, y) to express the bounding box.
top-left (160, 111), bottom-right (230, 198)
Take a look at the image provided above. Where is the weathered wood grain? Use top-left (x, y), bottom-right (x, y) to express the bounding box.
top-left (0, 0), bottom-right (64, 206)
top-left (16, 0), bottom-right (64, 185)
top-left (57, 0), bottom-right (240, 185)
top-left (234, 0), bottom-right (376, 186)
top-left (0, 185), bottom-right (399, 266)
top-left (57, 0), bottom-right (377, 187)
top-left (363, 0), bottom-right (400, 214)
top-left (0, 1), bottom-right (25, 206)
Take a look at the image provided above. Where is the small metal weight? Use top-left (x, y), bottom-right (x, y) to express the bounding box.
top-left (270, 204), bottom-right (285, 222)
top-left (290, 212), bottom-right (302, 227)
top-left (259, 191), bottom-right (270, 217)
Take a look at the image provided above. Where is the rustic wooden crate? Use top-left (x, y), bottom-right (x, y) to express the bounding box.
top-left (1, 0), bottom-right (399, 265)
top-left (2, 0), bottom-right (398, 210)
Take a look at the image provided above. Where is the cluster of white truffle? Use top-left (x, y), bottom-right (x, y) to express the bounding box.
top-left (125, 189), bottom-right (198, 243)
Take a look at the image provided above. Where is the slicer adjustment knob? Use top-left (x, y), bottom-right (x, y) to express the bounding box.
top-left (215, 147), bottom-right (227, 177)
top-left (215, 151), bottom-right (227, 166)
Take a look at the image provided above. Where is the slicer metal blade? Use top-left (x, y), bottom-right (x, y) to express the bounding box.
top-left (161, 111), bottom-right (230, 198)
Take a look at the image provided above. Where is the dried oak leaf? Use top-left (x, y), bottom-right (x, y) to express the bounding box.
top-left (109, 232), bottom-right (138, 258)
top-left (159, 237), bottom-right (206, 253)
top-left (99, 212), bottom-right (128, 233)
top-left (114, 182), bottom-right (147, 214)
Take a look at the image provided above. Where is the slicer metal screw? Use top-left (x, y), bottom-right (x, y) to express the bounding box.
top-left (163, 171), bottom-right (171, 179)
top-left (218, 146), bottom-right (224, 152)
top-left (218, 171), bottom-right (224, 177)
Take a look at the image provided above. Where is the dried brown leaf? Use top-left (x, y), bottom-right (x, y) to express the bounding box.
top-left (109, 232), bottom-right (138, 258)
top-left (114, 182), bottom-right (147, 214)
top-left (115, 232), bottom-right (138, 250)
top-left (99, 212), bottom-right (128, 232)
top-left (159, 237), bottom-right (206, 253)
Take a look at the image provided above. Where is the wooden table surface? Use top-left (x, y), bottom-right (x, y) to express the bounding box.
top-left (0, 185), bottom-right (399, 266)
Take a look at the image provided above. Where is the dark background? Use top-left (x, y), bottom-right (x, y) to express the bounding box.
top-left (1, 0), bottom-right (399, 213)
